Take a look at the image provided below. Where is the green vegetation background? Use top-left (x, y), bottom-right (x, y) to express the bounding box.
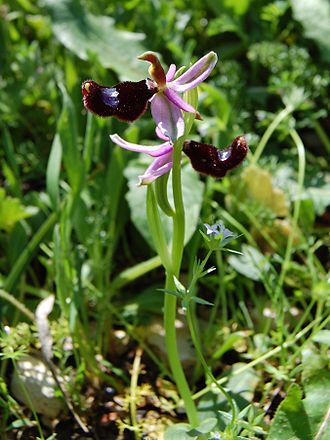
top-left (0, 0), bottom-right (329, 438)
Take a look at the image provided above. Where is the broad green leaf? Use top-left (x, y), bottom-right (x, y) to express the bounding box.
top-left (190, 417), bottom-right (217, 435)
top-left (43, 0), bottom-right (148, 80)
top-left (0, 188), bottom-right (32, 232)
top-left (125, 156), bottom-right (204, 251)
top-left (303, 370), bottom-right (330, 439)
top-left (291, 0), bottom-right (330, 62)
top-left (268, 369), bottom-right (330, 440)
top-left (268, 384), bottom-right (311, 440)
top-left (228, 244), bottom-right (271, 281)
top-left (164, 423), bottom-right (194, 440)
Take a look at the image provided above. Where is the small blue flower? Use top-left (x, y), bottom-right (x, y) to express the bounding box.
top-left (204, 223), bottom-right (222, 238)
top-left (202, 222), bottom-right (236, 249)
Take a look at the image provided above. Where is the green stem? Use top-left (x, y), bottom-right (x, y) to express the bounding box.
top-left (251, 104), bottom-right (294, 165)
top-left (163, 136), bottom-right (199, 427)
top-left (0, 289), bottom-right (35, 321)
top-left (164, 278), bottom-right (199, 426)
top-left (146, 179), bottom-right (199, 421)
top-left (194, 314), bottom-right (330, 400)
top-left (186, 304), bottom-right (237, 424)
top-left (146, 185), bottom-right (172, 273)
top-left (275, 129), bottom-right (306, 341)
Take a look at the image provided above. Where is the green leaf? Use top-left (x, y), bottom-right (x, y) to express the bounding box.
top-left (291, 0), bottom-right (330, 62)
top-left (190, 296), bottom-right (214, 307)
top-left (164, 423), bottom-right (195, 440)
top-left (0, 189), bottom-right (32, 232)
top-left (268, 384), bottom-right (311, 440)
top-left (125, 157), bottom-right (204, 250)
top-left (303, 370), bottom-right (330, 439)
top-left (46, 133), bottom-right (62, 208)
top-left (198, 363), bottom-right (260, 428)
top-left (44, 0), bottom-right (148, 80)
top-left (189, 417), bottom-right (218, 435)
top-left (268, 369), bottom-right (330, 440)
top-left (228, 244), bottom-right (271, 281)
top-left (57, 84), bottom-right (81, 193)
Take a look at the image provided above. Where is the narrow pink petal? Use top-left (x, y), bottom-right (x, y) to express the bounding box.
top-left (164, 88), bottom-right (196, 113)
top-left (155, 126), bottom-right (170, 141)
top-left (166, 64), bottom-right (177, 82)
top-left (110, 133), bottom-right (172, 157)
top-left (169, 51), bottom-right (218, 93)
top-left (150, 94), bottom-right (185, 141)
top-left (138, 152), bottom-right (173, 186)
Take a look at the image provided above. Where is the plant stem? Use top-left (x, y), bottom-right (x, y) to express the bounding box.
top-left (163, 137), bottom-right (199, 427)
top-left (186, 303), bottom-right (237, 424)
top-left (130, 347), bottom-right (143, 439)
top-left (0, 289), bottom-right (35, 321)
top-left (251, 104), bottom-right (294, 165)
top-left (194, 313), bottom-right (330, 400)
top-left (275, 129), bottom-right (306, 342)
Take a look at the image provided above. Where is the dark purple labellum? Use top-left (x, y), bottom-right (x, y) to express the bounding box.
top-left (82, 79), bottom-right (157, 122)
top-left (183, 136), bottom-right (248, 178)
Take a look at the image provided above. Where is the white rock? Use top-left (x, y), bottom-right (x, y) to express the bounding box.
top-left (11, 355), bottom-right (64, 418)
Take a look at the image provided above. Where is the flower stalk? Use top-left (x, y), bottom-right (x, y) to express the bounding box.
top-left (164, 134), bottom-right (200, 426)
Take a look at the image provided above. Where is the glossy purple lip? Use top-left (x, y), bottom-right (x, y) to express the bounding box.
top-left (183, 136), bottom-right (248, 178)
top-left (82, 79), bottom-right (157, 122)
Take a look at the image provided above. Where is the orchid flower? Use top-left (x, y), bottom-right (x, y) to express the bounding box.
top-left (137, 51), bottom-right (217, 140)
top-left (110, 51), bottom-right (218, 184)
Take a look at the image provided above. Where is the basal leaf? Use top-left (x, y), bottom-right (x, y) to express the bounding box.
top-left (43, 0), bottom-right (148, 80)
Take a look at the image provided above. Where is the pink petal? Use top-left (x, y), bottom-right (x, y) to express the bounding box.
top-left (166, 64), bottom-right (177, 82)
top-left (155, 126), bottom-right (170, 141)
top-left (164, 88), bottom-right (196, 114)
top-left (169, 51), bottom-right (218, 93)
top-left (138, 151), bottom-right (173, 186)
top-left (150, 94), bottom-right (185, 141)
top-left (110, 133), bottom-right (172, 157)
